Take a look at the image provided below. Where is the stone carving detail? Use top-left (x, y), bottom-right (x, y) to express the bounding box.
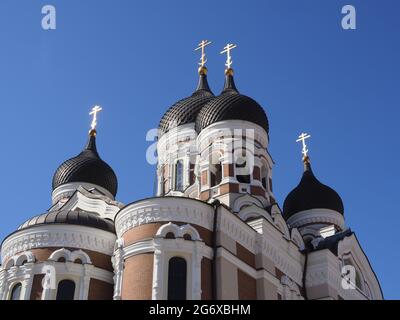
top-left (2, 227), bottom-right (116, 261)
top-left (281, 275), bottom-right (304, 300)
top-left (116, 200), bottom-right (214, 236)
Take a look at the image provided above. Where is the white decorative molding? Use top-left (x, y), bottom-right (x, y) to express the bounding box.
top-left (111, 238), bottom-right (124, 300)
top-left (337, 234), bottom-right (383, 300)
top-left (233, 194), bottom-right (264, 213)
top-left (1, 257), bottom-right (113, 301)
top-left (2, 251), bottom-right (36, 270)
top-left (52, 182), bottom-right (115, 204)
top-left (218, 206), bottom-right (257, 253)
top-left (52, 185), bottom-right (122, 220)
top-left (197, 120), bottom-right (269, 153)
top-left (115, 234), bottom-right (212, 300)
top-left (305, 248), bottom-right (370, 300)
top-left (115, 197), bottom-right (214, 237)
top-left (48, 248), bottom-right (92, 264)
top-left (238, 205), bottom-right (272, 223)
top-left (248, 218), bottom-right (304, 285)
top-left (1, 225), bottom-right (116, 262)
top-left (287, 208), bottom-right (345, 230)
top-left (0, 263), bottom-right (35, 300)
top-left (37, 261), bottom-right (114, 300)
top-left (290, 228), bottom-right (305, 250)
top-left (281, 275), bottom-right (304, 300)
top-left (273, 214), bottom-right (291, 239)
top-left (152, 238), bottom-right (207, 300)
top-left (155, 222), bottom-right (202, 241)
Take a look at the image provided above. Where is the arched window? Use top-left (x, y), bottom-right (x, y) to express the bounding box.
top-left (56, 280), bottom-right (76, 300)
top-left (183, 233), bottom-right (192, 241)
top-left (236, 154), bottom-right (250, 184)
top-left (210, 162), bottom-right (222, 187)
top-left (261, 166), bottom-right (268, 189)
top-left (168, 257), bottom-right (187, 300)
top-left (10, 283), bottom-right (22, 300)
top-left (175, 160), bottom-right (184, 191)
top-left (165, 232), bottom-right (175, 239)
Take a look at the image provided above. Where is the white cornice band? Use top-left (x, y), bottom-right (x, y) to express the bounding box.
top-left (1, 224), bottom-right (116, 262)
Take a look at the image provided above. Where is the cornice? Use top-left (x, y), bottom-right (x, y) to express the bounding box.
top-left (1, 224), bottom-right (116, 262)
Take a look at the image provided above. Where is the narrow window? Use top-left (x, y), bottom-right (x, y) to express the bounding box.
top-left (189, 163), bottom-right (195, 185)
top-left (168, 257), bottom-right (187, 300)
top-left (175, 160), bottom-right (184, 191)
top-left (10, 283), bottom-right (22, 300)
top-left (261, 166), bottom-right (268, 189)
top-left (210, 163), bottom-right (222, 187)
top-left (236, 156), bottom-right (250, 184)
top-left (56, 280), bottom-right (76, 300)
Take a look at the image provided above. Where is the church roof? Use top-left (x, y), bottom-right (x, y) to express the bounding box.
top-left (18, 210), bottom-right (115, 233)
top-left (195, 71), bottom-right (269, 133)
top-left (158, 71), bottom-right (214, 136)
top-left (52, 132), bottom-right (118, 197)
top-left (283, 159), bottom-right (344, 220)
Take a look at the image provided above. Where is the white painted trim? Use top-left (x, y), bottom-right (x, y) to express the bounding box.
top-left (155, 222), bottom-right (202, 241)
top-left (1, 224), bottom-right (116, 261)
top-left (48, 248), bottom-right (92, 264)
top-left (38, 261), bottom-right (113, 300)
top-left (287, 208), bottom-right (345, 230)
top-left (117, 232), bottom-right (212, 300)
top-left (52, 182), bottom-right (114, 204)
top-left (115, 197), bottom-right (214, 236)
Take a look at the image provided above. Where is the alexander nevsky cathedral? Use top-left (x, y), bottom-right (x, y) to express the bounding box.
top-left (0, 42), bottom-right (383, 300)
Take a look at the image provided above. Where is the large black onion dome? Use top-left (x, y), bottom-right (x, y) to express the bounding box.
top-left (195, 71), bottom-right (269, 133)
top-left (283, 159), bottom-right (344, 220)
top-left (18, 210), bottom-right (115, 233)
top-left (158, 71), bottom-right (215, 136)
top-left (52, 132), bottom-right (118, 196)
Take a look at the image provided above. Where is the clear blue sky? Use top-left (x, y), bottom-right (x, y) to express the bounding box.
top-left (0, 0), bottom-right (398, 299)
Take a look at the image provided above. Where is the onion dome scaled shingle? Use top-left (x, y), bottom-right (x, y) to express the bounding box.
top-left (52, 131), bottom-right (118, 197)
top-left (18, 210), bottom-right (115, 233)
top-left (158, 68), bottom-right (215, 136)
top-left (195, 69), bottom-right (269, 133)
top-left (283, 158), bottom-right (344, 220)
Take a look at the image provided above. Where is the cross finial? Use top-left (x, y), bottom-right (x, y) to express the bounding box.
top-left (89, 105), bottom-right (102, 133)
top-left (195, 40), bottom-right (212, 69)
top-left (220, 43), bottom-right (237, 70)
top-left (296, 132), bottom-right (311, 160)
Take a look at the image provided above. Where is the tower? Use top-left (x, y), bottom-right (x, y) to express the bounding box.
top-left (0, 107), bottom-right (120, 300)
top-left (283, 135), bottom-right (345, 242)
top-left (157, 43), bottom-right (274, 214)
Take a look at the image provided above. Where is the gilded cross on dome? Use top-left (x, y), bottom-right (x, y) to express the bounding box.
top-left (89, 105), bottom-right (102, 132)
top-left (296, 132), bottom-right (311, 159)
top-left (220, 43), bottom-right (237, 70)
top-left (195, 40), bottom-right (212, 68)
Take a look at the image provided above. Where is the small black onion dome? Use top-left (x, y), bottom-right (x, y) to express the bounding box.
top-left (52, 132), bottom-right (118, 197)
top-left (158, 69), bottom-right (215, 136)
top-left (195, 70), bottom-right (269, 133)
top-left (283, 159), bottom-right (344, 220)
top-left (18, 210), bottom-right (115, 233)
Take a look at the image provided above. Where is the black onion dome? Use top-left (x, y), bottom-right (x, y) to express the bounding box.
top-left (283, 160), bottom-right (344, 220)
top-left (158, 72), bottom-right (215, 136)
top-left (52, 133), bottom-right (118, 196)
top-left (18, 210), bottom-right (115, 233)
top-left (195, 72), bottom-right (269, 133)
